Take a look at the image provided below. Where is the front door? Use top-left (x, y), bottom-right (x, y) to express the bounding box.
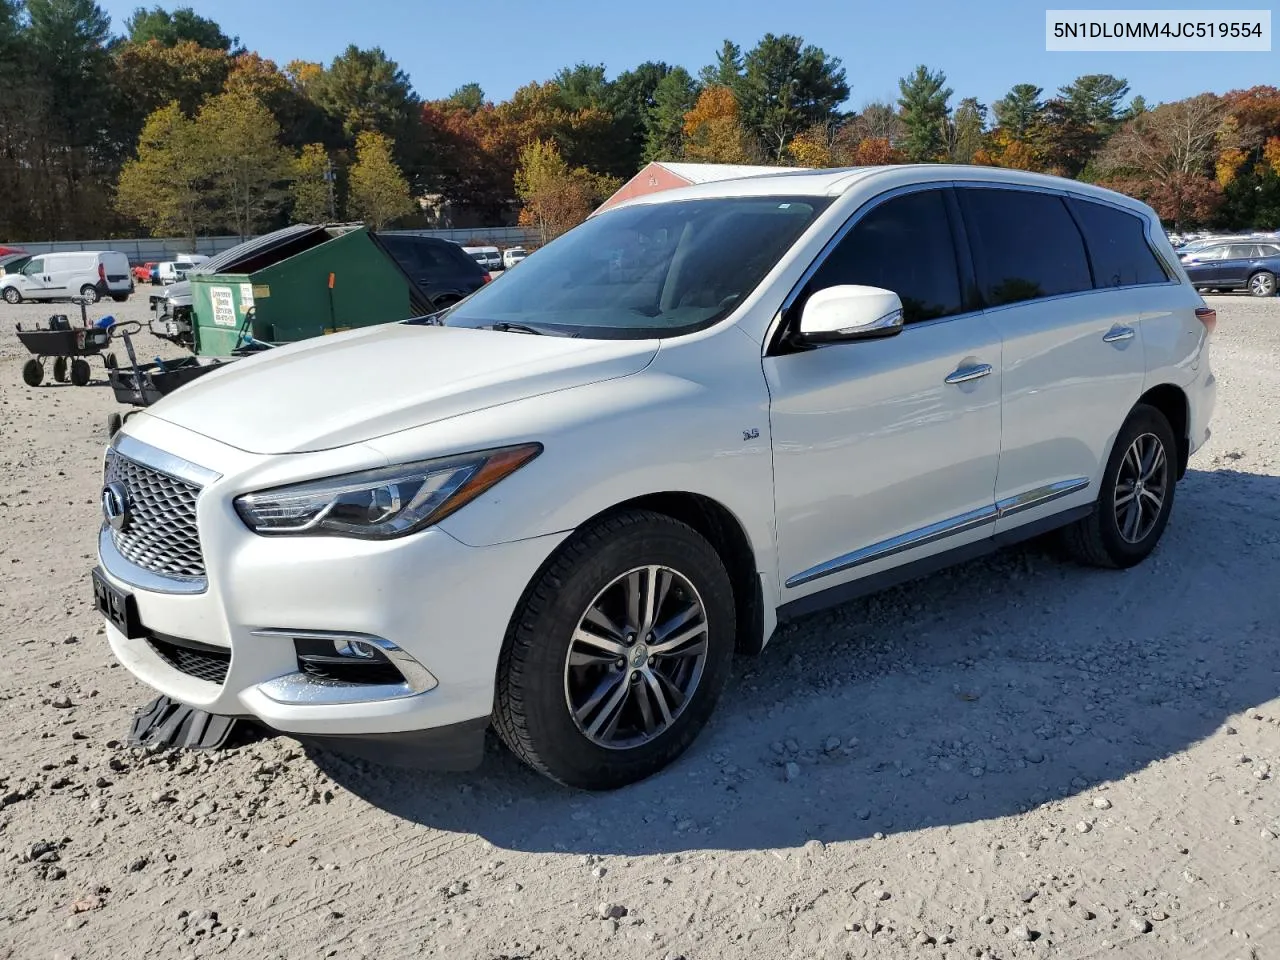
top-left (17, 258), bottom-right (48, 299)
top-left (766, 187), bottom-right (1003, 601)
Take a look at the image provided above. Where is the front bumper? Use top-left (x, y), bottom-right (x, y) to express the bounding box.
top-left (96, 417), bottom-right (567, 755)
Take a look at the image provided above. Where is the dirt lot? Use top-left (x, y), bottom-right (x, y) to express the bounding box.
top-left (0, 293), bottom-right (1277, 960)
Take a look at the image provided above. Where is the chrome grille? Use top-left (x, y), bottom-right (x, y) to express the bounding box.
top-left (104, 450), bottom-right (205, 580)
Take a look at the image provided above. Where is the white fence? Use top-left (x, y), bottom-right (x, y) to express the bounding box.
top-left (17, 226), bottom-right (540, 262)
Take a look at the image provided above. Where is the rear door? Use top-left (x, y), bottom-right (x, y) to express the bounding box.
top-left (1217, 244), bottom-right (1259, 287)
top-left (956, 186), bottom-right (1149, 533)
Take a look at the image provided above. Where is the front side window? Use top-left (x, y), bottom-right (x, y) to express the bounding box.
top-left (443, 196), bottom-right (830, 339)
top-left (804, 188), bottom-right (965, 323)
top-left (23, 259), bottom-right (42, 275)
top-left (958, 188), bottom-right (1092, 306)
top-left (1068, 198), bottom-right (1169, 287)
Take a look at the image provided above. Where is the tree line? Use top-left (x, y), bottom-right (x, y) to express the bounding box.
top-left (2, 1), bottom-right (1278, 244)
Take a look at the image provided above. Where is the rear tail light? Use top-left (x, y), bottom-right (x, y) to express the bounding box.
top-left (482, 273), bottom-right (492, 283)
top-left (1195, 305), bottom-right (1216, 336)
top-left (98, 263), bottom-right (106, 283)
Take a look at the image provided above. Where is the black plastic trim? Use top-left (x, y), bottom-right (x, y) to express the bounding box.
top-left (291, 716), bottom-right (491, 771)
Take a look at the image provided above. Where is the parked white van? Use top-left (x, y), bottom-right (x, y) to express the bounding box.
top-left (463, 246), bottom-right (502, 271)
top-left (158, 256), bottom-right (209, 285)
top-left (1, 251), bottom-right (131, 304)
top-left (502, 246), bottom-right (528, 268)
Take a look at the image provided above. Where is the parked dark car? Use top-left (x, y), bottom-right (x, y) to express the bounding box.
top-left (1181, 241), bottom-right (1279, 297)
top-left (376, 234), bottom-right (490, 310)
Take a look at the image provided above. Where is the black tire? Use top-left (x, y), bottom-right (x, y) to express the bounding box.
top-left (111, 294), bottom-right (128, 303)
top-left (103, 352), bottom-right (118, 370)
top-left (3, 287), bottom-right (20, 304)
top-left (79, 285), bottom-right (99, 304)
top-left (70, 358), bottom-right (91, 386)
top-left (1248, 270), bottom-right (1276, 298)
top-left (106, 412), bottom-right (122, 438)
top-left (1062, 403), bottom-right (1178, 569)
top-left (21, 358), bottom-right (43, 386)
top-left (494, 509), bottom-right (736, 789)
top-left (52, 356), bottom-right (68, 382)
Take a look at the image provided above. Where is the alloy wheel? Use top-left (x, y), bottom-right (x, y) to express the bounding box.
top-left (1113, 432), bottom-right (1168, 544)
top-left (563, 564), bottom-right (709, 750)
top-left (1249, 272), bottom-right (1275, 297)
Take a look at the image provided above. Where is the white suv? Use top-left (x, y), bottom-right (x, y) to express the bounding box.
top-left (93, 166), bottom-right (1215, 789)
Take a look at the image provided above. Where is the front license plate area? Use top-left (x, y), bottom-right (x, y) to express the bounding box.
top-left (92, 567), bottom-right (144, 639)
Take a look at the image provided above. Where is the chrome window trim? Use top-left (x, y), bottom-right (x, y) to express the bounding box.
top-left (98, 526), bottom-right (207, 595)
top-left (785, 478), bottom-right (1092, 590)
top-left (110, 433), bottom-right (221, 488)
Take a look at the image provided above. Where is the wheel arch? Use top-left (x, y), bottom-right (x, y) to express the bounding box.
top-left (1137, 383), bottom-right (1190, 479)
top-left (521, 491), bottom-right (769, 658)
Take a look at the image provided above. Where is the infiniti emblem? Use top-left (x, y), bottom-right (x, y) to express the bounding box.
top-left (101, 481), bottom-right (130, 532)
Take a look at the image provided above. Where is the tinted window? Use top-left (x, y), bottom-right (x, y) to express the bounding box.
top-left (959, 188), bottom-right (1092, 306)
top-left (807, 189), bottom-right (963, 323)
top-left (1068, 198), bottom-right (1169, 287)
top-left (1227, 244), bottom-right (1256, 259)
top-left (1259, 244), bottom-right (1280, 257)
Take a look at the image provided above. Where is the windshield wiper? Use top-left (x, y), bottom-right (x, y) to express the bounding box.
top-left (489, 321), bottom-right (546, 335)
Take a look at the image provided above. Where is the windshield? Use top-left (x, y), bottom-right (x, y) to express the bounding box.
top-left (443, 196), bottom-right (829, 338)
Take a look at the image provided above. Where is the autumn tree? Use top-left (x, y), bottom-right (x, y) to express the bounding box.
top-left (851, 101), bottom-right (904, 145)
top-left (198, 90), bottom-right (292, 237)
top-left (291, 143), bottom-right (333, 223)
top-left (514, 139), bottom-right (619, 243)
top-left (111, 40), bottom-right (232, 147)
top-left (898, 65), bottom-right (952, 162)
top-left (347, 130), bottom-right (413, 229)
top-left (1099, 94), bottom-right (1228, 227)
top-left (682, 85), bottom-right (756, 163)
top-left (115, 101), bottom-right (210, 244)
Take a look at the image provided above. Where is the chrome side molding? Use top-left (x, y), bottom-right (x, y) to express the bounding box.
top-left (785, 477), bottom-right (1092, 589)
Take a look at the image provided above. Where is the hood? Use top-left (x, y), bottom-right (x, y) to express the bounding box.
top-left (145, 323), bottom-right (659, 454)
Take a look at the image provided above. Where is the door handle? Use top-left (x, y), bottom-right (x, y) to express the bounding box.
top-left (944, 363), bottom-right (993, 385)
top-left (1103, 325), bottom-right (1135, 343)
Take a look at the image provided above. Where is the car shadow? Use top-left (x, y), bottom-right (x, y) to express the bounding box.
top-left (310, 466), bottom-right (1280, 855)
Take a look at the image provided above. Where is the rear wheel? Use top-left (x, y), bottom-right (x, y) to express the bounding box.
top-left (3, 287), bottom-right (20, 304)
top-left (52, 356), bottom-right (68, 382)
top-left (1062, 403), bottom-right (1177, 569)
top-left (79, 285), bottom-right (100, 303)
top-left (494, 510), bottom-right (736, 789)
top-left (1248, 271), bottom-right (1275, 298)
top-left (21, 358), bottom-right (43, 386)
top-left (70, 359), bottom-right (91, 386)
top-left (111, 294), bottom-right (128, 303)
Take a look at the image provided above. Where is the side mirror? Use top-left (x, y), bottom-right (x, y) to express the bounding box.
top-left (798, 285), bottom-right (904, 343)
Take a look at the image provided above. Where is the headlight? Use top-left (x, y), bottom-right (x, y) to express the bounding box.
top-left (233, 443), bottom-right (542, 539)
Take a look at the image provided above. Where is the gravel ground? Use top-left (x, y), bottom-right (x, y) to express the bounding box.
top-left (0, 293), bottom-right (1277, 960)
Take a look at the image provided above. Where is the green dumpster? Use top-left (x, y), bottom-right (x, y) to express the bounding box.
top-left (188, 226), bottom-right (427, 356)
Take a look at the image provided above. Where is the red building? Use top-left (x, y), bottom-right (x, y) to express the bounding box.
top-left (596, 162), bottom-right (802, 212)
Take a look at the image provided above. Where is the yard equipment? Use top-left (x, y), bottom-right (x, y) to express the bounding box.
top-left (15, 297), bottom-right (118, 387)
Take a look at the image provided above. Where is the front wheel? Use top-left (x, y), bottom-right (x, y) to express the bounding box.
top-left (79, 285), bottom-right (100, 304)
top-left (1249, 271), bottom-right (1276, 298)
top-left (1062, 403), bottom-right (1177, 569)
top-left (494, 510), bottom-right (736, 789)
top-left (70, 358), bottom-right (91, 386)
top-left (22, 358), bottom-right (43, 386)
top-left (3, 287), bottom-right (20, 304)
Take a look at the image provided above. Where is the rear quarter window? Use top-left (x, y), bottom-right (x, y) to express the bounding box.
top-left (958, 187), bottom-right (1093, 306)
top-left (1068, 199), bottom-right (1170, 287)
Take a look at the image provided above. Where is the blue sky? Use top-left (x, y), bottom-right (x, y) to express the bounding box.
top-left (96, 0), bottom-right (1274, 110)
